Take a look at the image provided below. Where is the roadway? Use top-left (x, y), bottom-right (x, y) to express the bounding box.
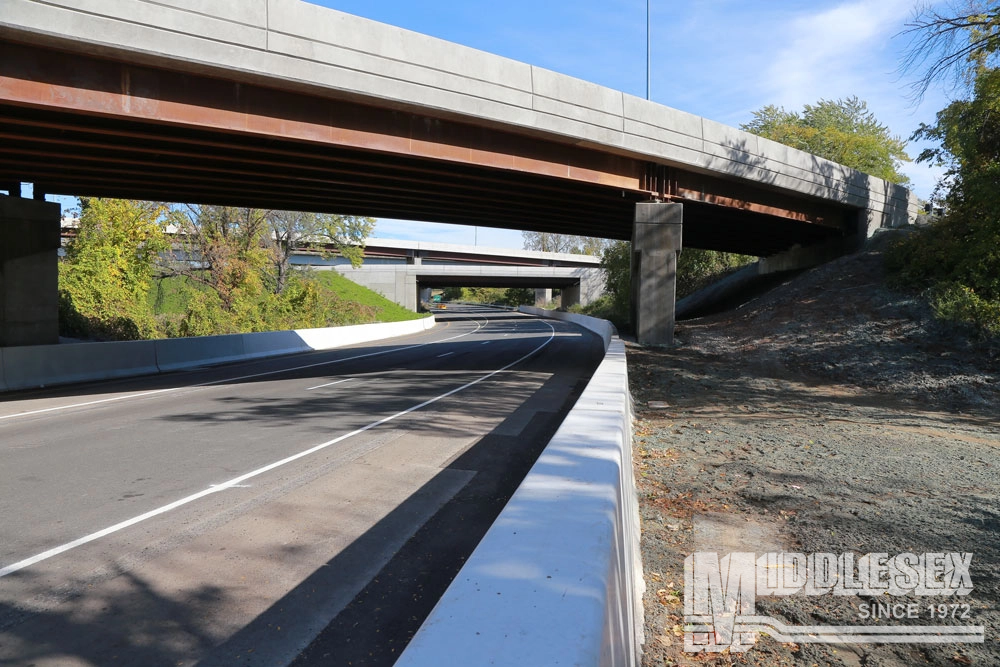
top-left (0, 306), bottom-right (605, 666)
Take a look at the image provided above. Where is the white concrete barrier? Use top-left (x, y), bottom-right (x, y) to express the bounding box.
top-left (518, 304), bottom-right (614, 349)
top-left (154, 333), bottom-right (248, 373)
top-left (398, 308), bottom-right (643, 666)
top-left (294, 316), bottom-right (436, 351)
top-left (0, 316), bottom-right (434, 392)
top-left (240, 329), bottom-right (313, 360)
top-left (2, 340), bottom-right (159, 391)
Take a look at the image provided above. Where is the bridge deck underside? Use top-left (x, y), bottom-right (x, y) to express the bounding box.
top-left (0, 41), bottom-right (851, 257)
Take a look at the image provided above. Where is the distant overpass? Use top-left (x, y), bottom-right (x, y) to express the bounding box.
top-left (293, 238), bottom-right (604, 310)
top-left (0, 0), bottom-right (917, 345)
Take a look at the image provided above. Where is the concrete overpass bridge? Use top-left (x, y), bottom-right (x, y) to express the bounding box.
top-left (292, 238), bottom-right (604, 310)
top-left (0, 0), bottom-right (917, 347)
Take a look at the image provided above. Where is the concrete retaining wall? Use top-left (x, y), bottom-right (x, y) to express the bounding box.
top-left (0, 316), bottom-right (435, 393)
top-left (398, 307), bottom-right (643, 666)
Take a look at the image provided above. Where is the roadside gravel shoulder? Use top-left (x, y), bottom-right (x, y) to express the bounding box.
top-left (632, 231), bottom-right (1000, 666)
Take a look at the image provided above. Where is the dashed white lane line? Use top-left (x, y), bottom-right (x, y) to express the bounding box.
top-left (0, 319), bottom-right (556, 579)
top-left (305, 378), bottom-right (356, 391)
top-left (436, 352), bottom-right (454, 358)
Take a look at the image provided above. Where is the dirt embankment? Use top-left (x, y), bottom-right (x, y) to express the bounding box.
top-left (632, 230), bottom-right (1000, 666)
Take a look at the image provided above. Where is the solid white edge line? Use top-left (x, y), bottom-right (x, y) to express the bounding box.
top-left (0, 317), bottom-right (488, 423)
top-left (0, 318), bottom-right (556, 579)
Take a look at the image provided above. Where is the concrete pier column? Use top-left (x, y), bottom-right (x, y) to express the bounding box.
top-left (418, 287), bottom-right (432, 305)
top-left (534, 288), bottom-right (552, 307)
top-left (631, 202), bottom-right (682, 345)
top-left (1, 195), bottom-right (61, 346)
top-left (561, 283), bottom-right (581, 309)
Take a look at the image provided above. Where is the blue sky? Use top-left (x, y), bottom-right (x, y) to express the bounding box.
top-left (306, 0), bottom-right (953, 249)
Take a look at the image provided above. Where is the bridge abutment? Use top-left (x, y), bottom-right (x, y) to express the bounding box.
top-left (534, 288), bottom-right (552, 307)
top-left (0, 195), bottom-right (61, 347)
top-left (632, 202), bottom-right (683, 346)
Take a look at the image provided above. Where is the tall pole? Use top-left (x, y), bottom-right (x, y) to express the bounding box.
top-left (646, 0), bottom-right (650, 100)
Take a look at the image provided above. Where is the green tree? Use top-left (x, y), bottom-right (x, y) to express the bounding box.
top-left (59, 198), bottom-right (168, 340)
top-left (522, 231), bottom-right (608, 255)
top-left (166, 206), bottom-right (271, 322)
top-left (888, 6), bottom-right (1000, 336)
top-left (265, 210), bottom-right (375, 294)
top-left (901, 2), bottom-right (1000, 100)
top-left (601, 240), bottom-right (632, 322)
top-left (742, 96), bottom-right (911, 184)
top-left (676, 249), bottom-right (755, 297)
top-left (500, 287), bottom-right (535, 307)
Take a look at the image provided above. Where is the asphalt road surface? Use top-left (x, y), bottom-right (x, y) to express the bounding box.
top-left (0, 306), bottom-right (605, 666)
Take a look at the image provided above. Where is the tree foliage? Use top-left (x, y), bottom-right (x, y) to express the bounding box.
top-left (901, 2), bottom-right (1000, 100)
top-left (600, 240), bottom-right (632, 324)
top-left (159, 205), bottom-right (378, 335)
top-left (741, 97), bottom-right (911, 184)
top-left (888, 38), bottom-right (1000, 337)
top-left (521, 231), bottom-right (609, 255)
top-left (442, 286), bottom-right (535, 307)
top-left (266, 210), bottom-right (375, 294)
top-left (59, 198), bottom-right (169, 340)
top-left (59, 200), bottom-right (382, 339)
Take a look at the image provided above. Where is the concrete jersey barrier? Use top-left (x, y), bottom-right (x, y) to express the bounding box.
top-left (2, 339), bottom-right (160, 391)
top-left (0, 315), bottom-right (435, 392)
top-left (517, 304), bottom-right (615, 349)
top-left (398, 307), bottom-right (643, 666)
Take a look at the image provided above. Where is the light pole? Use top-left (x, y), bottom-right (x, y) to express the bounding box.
top-left (646, 0), bottom-right (650, 100)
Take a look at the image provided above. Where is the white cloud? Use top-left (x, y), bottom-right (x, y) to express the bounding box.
top-left (765, 0), bottom-right (916, 108)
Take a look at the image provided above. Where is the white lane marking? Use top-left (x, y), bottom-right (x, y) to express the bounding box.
top-left (0, 387), bottom-right (181, 421)
top-left (0, 319), bottom-right (488, 423)
top-left (209, 484), bottom-right (251, 489)
top-left (436, 352), bottom-right (454, 358)
top-left (480, 341), bottom-right (491, 345)
top-left (305, 378), bottom-right (355, 391)
top-left (0, 319), bottom-right (556, 579)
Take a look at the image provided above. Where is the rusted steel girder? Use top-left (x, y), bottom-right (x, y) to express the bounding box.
top-left (0, 39), bottom-right (853, 254)
top-left (0, 41), bottom-right (644, 190)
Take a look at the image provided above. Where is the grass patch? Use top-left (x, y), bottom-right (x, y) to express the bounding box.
top-left (309, 270), bottom-right (424, 323)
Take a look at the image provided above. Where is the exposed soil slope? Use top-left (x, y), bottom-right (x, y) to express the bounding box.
top-left (632, 230), bottom-right (1000, 666)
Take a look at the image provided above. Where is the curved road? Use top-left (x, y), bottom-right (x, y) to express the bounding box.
top-left (0, 306), bottom-right (604, 666)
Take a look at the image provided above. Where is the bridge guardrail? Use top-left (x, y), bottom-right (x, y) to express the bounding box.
top-left (397, 306), bottom-right (644, 666)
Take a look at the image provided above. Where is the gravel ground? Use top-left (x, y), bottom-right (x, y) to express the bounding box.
top-left (632, 230), bottom-right (1000, 666)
